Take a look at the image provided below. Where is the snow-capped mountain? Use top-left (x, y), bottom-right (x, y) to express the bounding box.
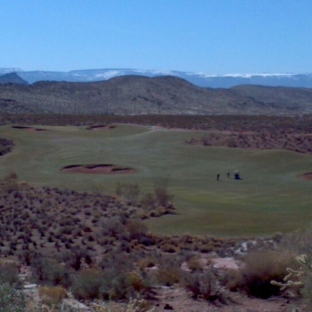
top-left (1, 68), bottom-right (312, 88)
top-left (0, 68), bottom-right (22, 75)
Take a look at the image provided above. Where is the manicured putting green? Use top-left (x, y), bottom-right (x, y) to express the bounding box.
top-left (1, 124), bottom-right (312, 237)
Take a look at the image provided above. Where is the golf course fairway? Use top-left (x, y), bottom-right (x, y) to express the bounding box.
top-left (1, 124), bottom-right (312, 237)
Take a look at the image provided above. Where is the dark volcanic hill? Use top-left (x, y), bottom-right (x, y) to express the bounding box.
top-left (0, 75), bottom-right (312, 115)
top-left (0, 72), bottom-right (28, 85)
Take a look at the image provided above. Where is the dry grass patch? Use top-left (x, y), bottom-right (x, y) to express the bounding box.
top-left (237, 249), bottom-right (295, 298)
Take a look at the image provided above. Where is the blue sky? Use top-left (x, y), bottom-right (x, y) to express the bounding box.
top-left (1, 0), bottom-right (312, 74)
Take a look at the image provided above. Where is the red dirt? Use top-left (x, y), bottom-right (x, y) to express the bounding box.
top-left (62, 164), bottom-right (137, 174)
top-left (301, 173), bottom-right (312, 180)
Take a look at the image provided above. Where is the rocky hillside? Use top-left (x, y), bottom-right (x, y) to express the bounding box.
top-left (0, 72), bottom-right (28, 85)
top-left (0, 75), bottom-right (312, 115)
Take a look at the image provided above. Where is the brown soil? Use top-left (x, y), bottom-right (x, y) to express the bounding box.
top-left (62, 164), bottom-right (137, 174)
top-left (153, 286), bottom-right (305, 312)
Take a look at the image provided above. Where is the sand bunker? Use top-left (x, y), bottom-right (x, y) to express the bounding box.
top-left (62, 164), bottom-right (137, 174)
top-left (85, 125), bottom-right (116, 131)
top-left (301, 172), bottom-right (312, 180)
top-left (12, 126), bottom-right (49, 132)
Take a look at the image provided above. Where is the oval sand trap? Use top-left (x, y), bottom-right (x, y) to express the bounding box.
top-left (62, 164), bottom-right (137, 174)
top-left (301, 172), bottom-right (312, 180)
top-left (85, 125), bottom-right (116, 131)
top-left (12, 126), bottom-right (50, 132)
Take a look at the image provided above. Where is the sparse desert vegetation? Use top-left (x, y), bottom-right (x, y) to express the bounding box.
top-left (0, 136), bottom-right (14, 156)
top-left (1, 114), bottom-right (312, 311)
top-left (186, 130), bottom-right (312, 154)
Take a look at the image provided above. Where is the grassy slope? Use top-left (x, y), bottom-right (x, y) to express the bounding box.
top-left (1, 124), bottom-right (312, 236)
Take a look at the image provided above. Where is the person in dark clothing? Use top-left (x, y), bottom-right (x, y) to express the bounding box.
top-left (234, 170), bottom-right (241, 180)
top-left (217, 174), bottom-right (220, 180)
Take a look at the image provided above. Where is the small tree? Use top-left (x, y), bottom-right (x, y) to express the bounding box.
top-left (140, 192), bottom-right (157, 211)
top-left (2, 171), bottom-right (19, 192)
top-left (115, 182), bottom-right (140, 203)
top-left (154, 178), bottom-right (174, 207)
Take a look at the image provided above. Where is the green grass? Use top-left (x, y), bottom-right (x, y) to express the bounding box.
top-left (1, 124), bottom-right (312, 237)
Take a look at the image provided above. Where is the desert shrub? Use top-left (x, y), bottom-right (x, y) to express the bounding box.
top-left (152, 255), bottom-right (183, 286)
top-left (16, 250), bottom-right (38, 266)
top-left (140, 192), bottom-right (157, 210)
top-left (155, 267), bottom-right (181, 286)
top-left (153, 178), bottom-right (173, 207)
top-left (126, 271), bottom-right (145, 292)
top-left (109, 270), bottom-right (152, 300)
top-left (239, 250), bottom-right (294, 298)
top-left (186, 256), bottom-right (203, 272)
top-left (160, 243), bottom-right (178, 253)
top-left (138, 257), bottom-right (158, 270)
top-left (4, 171), bottom-right (18, 181)
top-left (0, 263), bottom-right (20, 286)
top-left (71, 268), bottom-right (103, 300)
top-left (101, 217), bottom-right (125, 238)
top-left (58, 225), bottom-right (74, 235)
top-left (97, 252), bottom-right (154, 300)
top-left (116, 182), bottom-right (140, 203)
top-left (38, 286), bottom-right (67, 306)
top-left (126, 219), bottom-right (148, 241)
top-left (60, 247), bottom-right (94, 271)
top-left (31, 257), bottom-right (72, 287)
top-left (108, 273), bottom-right (131, 300)
top-left (1, 171), bottom-right (19, 192)
top-left (223, 269), bottom-right (244, 292)
top-left (71, 267), bottom-right (151, 301)
top-left (0, 283), bottom-right (26, 312)
top-left (282, 227), bottom-right (312, 256)
top-left (183, 268), bottom-right (225, 303)
top-left (196, 243), bottom-right (214, 253)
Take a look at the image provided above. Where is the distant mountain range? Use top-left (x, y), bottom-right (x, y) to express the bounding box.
top-left (1, 68), bottom-right (312, 88)
top-left (1, 75), bottom-right (312, 116)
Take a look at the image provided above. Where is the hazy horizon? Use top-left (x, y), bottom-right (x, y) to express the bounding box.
top-left (0, 67), bottom-right (310, 78)
top-left (1, 1), bottom-right (312, 75)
